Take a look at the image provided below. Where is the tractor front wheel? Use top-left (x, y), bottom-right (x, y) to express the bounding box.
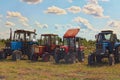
top-left (78, 51), bottom-right (84, 62)
top-left (42, 52), bottom-right (50, 62)
top-left (88, 53), bottom-right (95, 65)
top-left (115, 46), bottom-right (120, 63)
top-left (31, 54), bottom-right (38, 61)
top-left (54, 52), bottom-right (60, 63)
top-left (64, 53), bottom-right (76, 64)
top-left (0, 51), bottom-right (7, 59)
top-left (108, 54), bottom-right (115, 66)
top-left (12, 50), bottom-right (22, 61)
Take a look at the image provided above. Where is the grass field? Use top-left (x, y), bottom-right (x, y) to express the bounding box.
top-left (0, 57), bottom-right (120, 80)
top-left (0, 42), bottom-right (120, 80)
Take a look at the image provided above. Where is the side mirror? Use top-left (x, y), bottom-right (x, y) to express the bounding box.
top-left (95, 34), bottom-right (98, 40)
top-left (59, 38), bottom-right (62, 42)
top-left (76, 37), bottom-right (79, 42)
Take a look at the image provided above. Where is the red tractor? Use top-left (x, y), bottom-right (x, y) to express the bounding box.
top-left (31, 34), bottom-right (60, 61)
top-left (54, 28), bottom-right (85, 63)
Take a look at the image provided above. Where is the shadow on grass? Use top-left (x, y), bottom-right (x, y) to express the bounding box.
top-left (86, 61), bottom-right (111, 68)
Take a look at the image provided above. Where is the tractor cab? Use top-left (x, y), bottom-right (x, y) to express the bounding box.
top-left (54, 28), bottom-right (85, 63)
top-left (40, 34), bottom-right (60, 53)
top-left (11, 30), bottom-right (37, 51)
top-left (95, 30), bottom-right (117, 55)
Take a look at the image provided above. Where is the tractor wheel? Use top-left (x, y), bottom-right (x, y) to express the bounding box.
top-left (64, 53), bottom-right (76, 64)
top-left (88, 53), bottom-right (95, 65)
top-left (12, 50), bottom-right (22, 61)
top-left (0, 51), bottom-right (7, 59)
top-left (31, 54), bottom-right (38, 61)
top-left (54, 52), bottom-right (60, 63)
top-left (115, 46), bottom-right (120, 63)
top-left (78, 51), bottom-right (84, 62)
top-left (42, 52), bottom-right (50, 62)
top-left (108, 54), bottom-right (115, 66)
top-left (96, 55), bottom-right (102, 63)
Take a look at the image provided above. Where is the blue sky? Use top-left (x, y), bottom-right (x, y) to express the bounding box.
top-left (0, 0), bottom-right (120, 40)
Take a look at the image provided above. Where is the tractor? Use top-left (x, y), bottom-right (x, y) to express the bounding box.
top-left (54, 28), bottom-right (85, 63)
top-left (0, 29), bottom-right (38, 61)
top-left (31, 34), bottom-right (60, 61)
top-left (88, 30), bottom-right (120, 66)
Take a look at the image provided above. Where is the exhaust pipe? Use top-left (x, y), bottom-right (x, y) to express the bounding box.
top-left (10, 28), bottom-right (12, 41)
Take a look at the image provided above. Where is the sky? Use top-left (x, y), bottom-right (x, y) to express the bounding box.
top-left (0, 0), bottom-right (120, 40)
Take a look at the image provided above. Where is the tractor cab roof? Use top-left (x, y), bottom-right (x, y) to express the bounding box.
top-left (14, 30), bottom-right (36, 34)
top-left (101, 30), bottom-right (113, 34)
top-left (64, 28), bottom-right (80, 38)
top-left (41, 34), bottom-right (58, 36)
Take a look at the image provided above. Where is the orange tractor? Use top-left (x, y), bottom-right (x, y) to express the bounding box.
top-left (54, 28), bottom-right (85, 63)
top-left (31, 34), bottom-right (60, 61)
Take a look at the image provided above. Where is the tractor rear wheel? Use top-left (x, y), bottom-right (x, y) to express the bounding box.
top-left (108, 54), bottom-right (115, 66)
top-left (115, 46), bottom-right (120, 63)
top-left (31, 54), bottom-right (38, 61)
top-left (42, 52), bottom-right (50, 62)
top-left (78, 51), bottom-right (84, 62)
top-left (64, 53), bottom-right (76, 64)
top-left (88, 53), bottom-right (95, 65)
top-left (12, 50), bottom-right (22, 61)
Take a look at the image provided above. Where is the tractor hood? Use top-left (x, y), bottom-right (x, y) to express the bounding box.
top-left (64, 28), bottom-right (80, 38)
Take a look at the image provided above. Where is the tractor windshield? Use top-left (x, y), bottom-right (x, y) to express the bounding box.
top-left (63, 38), bottom-right (75, 47)
top-left (14, 32), bottom-right (36, 41)
top-left (41, 35), bottom-right (59, 46)
top-left (14, 33), bottom-right (24, 41)
top-left (26, 33), bottom-right (36, 42)
top-left (97, 33), bottom-right (112, 42)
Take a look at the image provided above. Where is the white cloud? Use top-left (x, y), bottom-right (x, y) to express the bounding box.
top-left (21, 0), bottom-right (42, 4)
top-left (7, 11), bottom-right (28, 22)
top-left (67, 6), bottom-right (81, 14)
top-left (73, 17), bottom-right (97, 31)
top-left (88, 0), bottom-right (98, 4)
top-left (45, 6), bottom-right (67, 15)
top-left (7, 11), bottom-right (22, 18)
top-left (107, 20), bottom-right (120, 28)
top-left (7, 11), bottom-right (29, 27)
top-left (68, 0), bottom-right (73, 3)
top-left (83, 0), bottom-right (109, 18)
top-left (6, 21), bottom-right (15, 27)
top-left (35, 21), bottom-right (48, 29)
top-left (0, 15), bottom-right (3, 21)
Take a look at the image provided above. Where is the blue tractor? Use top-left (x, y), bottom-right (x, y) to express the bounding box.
top-left (88, 30), bottom-right (120, 66)
top-left (0, 29), bottom-right (38, 61)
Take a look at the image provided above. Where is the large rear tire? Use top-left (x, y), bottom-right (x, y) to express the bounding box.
top-left (108, 54), bottom-right (115, 66)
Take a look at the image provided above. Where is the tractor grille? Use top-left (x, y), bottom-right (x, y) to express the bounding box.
top-left (96, 44), bottom-right (102, 49)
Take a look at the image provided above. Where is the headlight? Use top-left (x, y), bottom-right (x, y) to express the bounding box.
top-left (59, 48), bottom-right (62, 51)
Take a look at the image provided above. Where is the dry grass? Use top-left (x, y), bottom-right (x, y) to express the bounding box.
top-left (0, 58), bottom-right (120, 80)
top-left (0, 42), bottom-right (120, 80)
